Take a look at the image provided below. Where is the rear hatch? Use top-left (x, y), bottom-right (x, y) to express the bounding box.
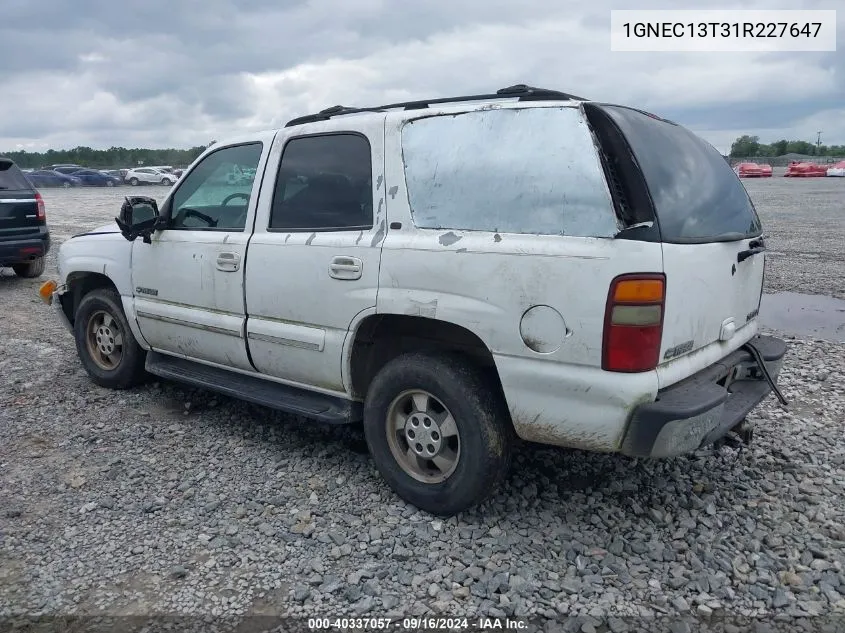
top-left (0, 159), bottom-right (42, 238)
top-left (591, 106), bottom-right (765, 381)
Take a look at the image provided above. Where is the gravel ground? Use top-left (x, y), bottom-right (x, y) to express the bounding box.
top-left (1, 181), bottom-right (844, 632)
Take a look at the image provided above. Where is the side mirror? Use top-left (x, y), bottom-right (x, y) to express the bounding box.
top-left (115, 196), bottom-right (162, 243)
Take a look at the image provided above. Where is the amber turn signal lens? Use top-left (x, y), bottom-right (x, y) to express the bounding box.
top-left (612, 279), bottom-right (664, 303)
top-left (38, 280), bottom-right (57, 304)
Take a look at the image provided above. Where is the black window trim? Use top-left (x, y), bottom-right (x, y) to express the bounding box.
top-left (162, 140), bottom-right (264, 233)
top-left (267, 130), bottom-right (374, 234)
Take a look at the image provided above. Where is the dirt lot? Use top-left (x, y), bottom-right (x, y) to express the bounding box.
top-left (1, 180), bottom-right (844, 631)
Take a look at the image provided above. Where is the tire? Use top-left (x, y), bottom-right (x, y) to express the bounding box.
top-left (106, 180), bottom-right (115, 187)
top-left (363, 352), bottom-right (512, 516)
top-left (129, 177), bottom-right (139, 186)
top-left (73, 288), bottom-right (148, 389)
top-left (62, 182), bottom-right (71, 188)
top-left (12, 257), bottom-right (46, 278)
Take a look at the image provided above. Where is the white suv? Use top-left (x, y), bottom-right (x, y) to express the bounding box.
top-left (40, 85), bottom-right (786, 516)
top-left (125, 167), bottom-right (177, 186)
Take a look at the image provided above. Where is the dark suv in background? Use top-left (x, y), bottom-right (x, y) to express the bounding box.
top-left (0, 157), bottom-right (50, 277)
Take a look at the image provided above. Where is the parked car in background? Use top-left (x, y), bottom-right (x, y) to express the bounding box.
top-left (100, 170), bottom-right (126, 182)
top-left (734, 162), bottom-right (772, 178)
top-left (124, 167), bottom-right (177, 186)
top-left (50, 164), bottom-right (85, 174)
top-left (25, 170), bottom-right (83, 188)
top-left (0, 157), bottom-right (50, 277)
top-left (72, 169), bottom-right (122, 187)
top-left (826, 161), bottom-right (845, 177)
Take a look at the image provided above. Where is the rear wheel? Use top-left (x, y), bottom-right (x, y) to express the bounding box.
top-left (363, 352), bottom-right (512, 516)
top-left (12, 257), bottom-right (45, 278)
top-left (74, 288), bottom-right (148, 389)
top-left (129, 177), bottom-right (139, 186)
top-left (106, 180), bottom-right (115, 187)
top-left (62, 182), bottom-right (71, 188)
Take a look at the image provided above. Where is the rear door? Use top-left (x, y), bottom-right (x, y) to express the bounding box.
top-left (244, 119), bottom-right (385, 393)
top-left (0, 160), bottom-right (40, 239)
top-left (598, 106), bottom-right (765, 383)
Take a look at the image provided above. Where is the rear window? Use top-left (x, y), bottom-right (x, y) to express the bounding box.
top-left (400, 107), bottom-right (619, 238)
top-left (0, 160), bottom-right (32, 190)
top-left (601, 106), bottom-right (762, 243)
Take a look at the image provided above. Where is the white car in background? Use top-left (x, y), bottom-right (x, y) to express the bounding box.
top-left (125, 167), bottom-right (178, 186)
top-left (827, 161), bottom-right (845, 177)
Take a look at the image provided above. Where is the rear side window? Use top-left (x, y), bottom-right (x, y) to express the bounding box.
top-left (600, 106), bottom-right (762, 243)
top-left (269, 134), bottom-right (373, 231)
top-left (400, 107), bottom-right (619, 237)
top-left (0, 160), bottom-right (32, 190)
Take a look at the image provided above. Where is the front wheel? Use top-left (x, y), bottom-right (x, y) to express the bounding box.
top-left (363, 352), bottom-right (512, 516)
top-left (73, 288), bottom-right (148, 389)
top-left (62, 182), bottom-right (71, 188)
top-left (129, 177), bottom-right (139, 186)
top-left (12, 257), bottom-right (45, 278)
top-left (106, 180), bottom-right (115, 187)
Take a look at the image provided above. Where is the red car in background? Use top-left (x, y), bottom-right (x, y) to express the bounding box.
top-left (734, 162), bottom-right (773, 177)
top-left (784, 161), bottom-right (828, 177)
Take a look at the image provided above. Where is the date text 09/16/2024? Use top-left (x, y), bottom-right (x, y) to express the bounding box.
top-left (307, 616), bottom-right (528, 630)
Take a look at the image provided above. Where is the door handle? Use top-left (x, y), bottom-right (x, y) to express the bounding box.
top-left (329, 256), bottom-right (362, 280)
top-left (216, 251), bottom-right (241, 272)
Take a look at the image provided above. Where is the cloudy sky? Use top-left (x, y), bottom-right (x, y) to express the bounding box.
top-left (1, 0), bottom-right (841, 154)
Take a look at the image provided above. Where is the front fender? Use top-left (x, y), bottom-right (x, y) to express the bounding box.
top-left (58, 233), bottom-right (132, 295)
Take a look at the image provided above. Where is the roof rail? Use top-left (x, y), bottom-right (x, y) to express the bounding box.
top-left (283, 84), bottom-right (587, 127)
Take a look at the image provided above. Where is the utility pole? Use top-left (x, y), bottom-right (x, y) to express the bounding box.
top-left (817, 131), bottom-right (822, 154)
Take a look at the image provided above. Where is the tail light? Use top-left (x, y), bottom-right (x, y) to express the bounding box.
top-left (602, 273), bottom-right (666, 372)
top-left (35, 192), bottom-right (46, 221)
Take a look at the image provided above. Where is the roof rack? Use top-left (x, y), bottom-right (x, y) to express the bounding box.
top-left (284, 84), bottom-right (587, 127)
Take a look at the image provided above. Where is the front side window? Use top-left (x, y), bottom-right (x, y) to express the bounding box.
top-left (169, 142), bottom-right (262, 231)
top-left (400, 107), bottom-right (619, 237)
top-left (269, 134), bottom-right (373, 231)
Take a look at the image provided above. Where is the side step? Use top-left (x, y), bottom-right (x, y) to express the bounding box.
top-left (145, 351), bottom-right (362, 424)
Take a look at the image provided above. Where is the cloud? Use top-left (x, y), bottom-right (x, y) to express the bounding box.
top-left (0, 0), bottom-right (842, 154)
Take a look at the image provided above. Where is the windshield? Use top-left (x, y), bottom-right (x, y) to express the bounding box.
top-left (601, 105), bottom-right (762, 243)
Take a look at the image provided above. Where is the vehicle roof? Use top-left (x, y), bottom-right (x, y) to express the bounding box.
top-left (206, 85), bottom-right (591, 149)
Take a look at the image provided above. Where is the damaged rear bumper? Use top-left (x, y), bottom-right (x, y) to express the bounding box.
top-left (620, 334), bottom-right (786, 457)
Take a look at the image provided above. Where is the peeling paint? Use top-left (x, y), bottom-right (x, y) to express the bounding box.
top-left (305, 232), bottom-right (316, 246)
top-left (355, 231), bottom-right (364, 245)
top-left (377, 198), bottom-right (383, 216)
top-left (438, 231), bottom-right (462, 246)
top-left (376, 175), bottom-right (383, 189)
top-left (284, 234), bottom-right (291, 243)
top-left (223, 234), bottom-right (229, 243)
top-left (388, 186), bottom-right (398, 199)
top-left (456, 248), bottom-right (467, 253)
top-left (403, 298), bottom-right (438, 318)
top-left (494, 233), bottom-right (502, 243)
top-left (370, 221), bottom-right (385, 247)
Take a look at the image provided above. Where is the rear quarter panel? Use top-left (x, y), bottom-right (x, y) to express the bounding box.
top-left (377, 107), bottom-right (665, 450)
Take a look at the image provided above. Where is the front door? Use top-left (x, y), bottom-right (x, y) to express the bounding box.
top-left (131, 137), bottom-right (274, 370)
top-left (244, 119), bottom-right (386, 393)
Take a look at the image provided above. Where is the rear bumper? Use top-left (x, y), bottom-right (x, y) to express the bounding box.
top-left (620, 334), bottom-right (786, 457)
top-left (0, 232), bottom-right (50, 266)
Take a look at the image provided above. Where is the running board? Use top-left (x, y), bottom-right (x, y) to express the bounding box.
top-left (145, 351), bottom-right (361, 424)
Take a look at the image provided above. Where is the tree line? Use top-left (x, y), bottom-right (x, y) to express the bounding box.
top-left (730, 135), bottom-right (845, 158)
top-left (1, 144), bottom-right (214, 169)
